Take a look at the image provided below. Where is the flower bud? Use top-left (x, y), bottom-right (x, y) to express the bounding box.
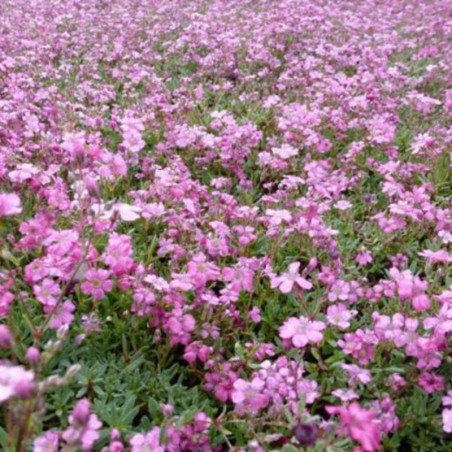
top-left (65, 364), bottom-right (81, 380)
top-left (161, 403), bottom-right (173, 415)
top-left (108, 442), bottom-right (124, 452)
top-left (85, 175), bottom-right (101, 199)
top-left (57, 325), bottom-right (69, 340)
top-left (14, 379), bottom-right (36, 399)
top-left (72, 399), bottom-right (91, 424)
top-left (0, 324), bottom-right (13, 349)
top-left (26, 346), bottom-right (41, 364)
top-left (292, 422), bottom-right (318, 446)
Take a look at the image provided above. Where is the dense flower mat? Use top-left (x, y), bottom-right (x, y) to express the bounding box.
top-left (0, 0), bottom-right (451, 450)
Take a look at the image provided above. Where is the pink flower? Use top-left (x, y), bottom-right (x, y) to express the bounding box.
top-left (326, 402), bottom-right (381, 451)
top-left (419, 249), bottom-right (452, 265)
top-left (272, 262), bottom-right (313, 294)
top-left (327, 304), bottom-right (357, 329)
top-left (187, 253), bottom-right (220, 288)
top-left (231, 377), bottom-right (270, 414)
top-left (62, 399), bottom-right (102, 450)
top-left (341, 363), bottom-right (372, 385)
top-left (338, 329), bottom-right (378, 365)
top-left (417, 372), bottom-right (444, 394)
top-left (249, 307), bottom-right (261, 323)
top-left (33, 278), bottom-right (61, 310)
top-left (81, 269), bottom-right (113, 300)
top-left (165, 313), bottom-right (196, 345)
top-left (442, 391), bottom-right (452, 407)
top-left (388, 374), bottom-right (407, 391)
top-left (0, 325), bottom-right (13, 349)
top-left (335, 200), bottom-right (352, 210)
top-left (389, 268), bottom-right (430, 311)
top-left (0, 364), bottom-right (35, 402)
top-left (103, 233), bottom-right (135, 275)
top-left (412, 293), bottom-right (431, 311)
top-left (0, 193), bottom-right (22, 217)
top-left (130, 427), bottom-right (164, 452)
top-left (356, 249), bottom-right (373, 266)
top-left (232, 225), bottom-right (257, 246)
top-left (112, 203), bottom-right (142, 222)
top-left (328, 280), bottom-right (350, 302)
top-left (33, 431), bottom-right (59, 452)
top-left (223, 265), bottom-right (255, 293)
top-left (332, 388), bottom-right (359, 402)
top-left (279, 316), bottom-right (325, 348)
top-left (442, 409), bottom-right (452, 433)
top-left (271, 144), bottom-right (298, 160)
top-left (49, 300), bottom-right (75, 329)
top-left (265, 209), bottom-right (292, 226)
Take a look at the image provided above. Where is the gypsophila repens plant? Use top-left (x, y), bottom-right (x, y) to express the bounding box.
top-left (0, 0), bottom-right (451, 450)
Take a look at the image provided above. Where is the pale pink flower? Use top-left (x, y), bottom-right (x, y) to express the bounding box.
top-left (327, 304), bottom-right (357, 329)
top-left (272, 262), bottom-right (312, 293)
top-left (130, 427), bottom-right (164, 452)
top-left (335, 200), bottom-right (352, 210)
top-left (33, 431), bottom-right (59, 452)
top-left (341, 363), bottom-right (372, 385)
top-left (442, 391), bottom-right (452, 407)
top-left (332, 388), bottom-right (359, 402)
top-left (328, 280), bottom-right (350, 302)
top-left (33, 278), bottom-right (61, 309)
top-left (419, 249), bottom-right (452, 265)
top-left (187, 253), bottom-right (220, 287)
top-left (279, 316), bottom-right (325, 348)
top-left (0, 364), bottom-right (35, 402)
top-left (0, 193), bottom-right (22, 217)
top-left (113, 203), bottom-right (142, 222)
top-left (442, 409), bottom-right (452, 433)
top-left (231, 377), bottom-right (270, 414)
top-left (271, 144), bottom-right (298, 160)
top-left (265, 209), bottom-right (292, 226)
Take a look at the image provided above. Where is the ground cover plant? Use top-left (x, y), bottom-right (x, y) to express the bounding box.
top-left (0, 0), bottom-right (451, 450)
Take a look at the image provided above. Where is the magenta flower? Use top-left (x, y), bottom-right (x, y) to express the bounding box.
top-left (326, 402), bottom-right (381, 451)
top-left (279, 316), bottom-right (325, 348)
top-left (0, 193), bottom-right (22, 217)
top-left (165, 313), bottom-right (196, 345)
top-left (417, 372), bottom-right (445, 394)
top-left (81, 269), bottom-right (113, 300)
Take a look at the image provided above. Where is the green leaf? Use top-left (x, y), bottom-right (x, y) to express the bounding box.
top-left (0, 426), bottom-right (8, 451)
